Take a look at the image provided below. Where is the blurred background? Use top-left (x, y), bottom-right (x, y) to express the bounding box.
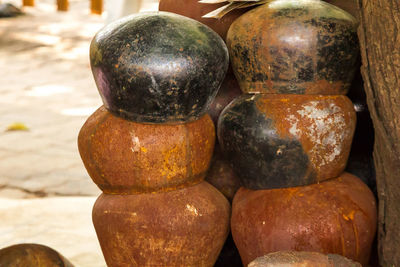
top-left (0, 0), bottom-right (158, 265)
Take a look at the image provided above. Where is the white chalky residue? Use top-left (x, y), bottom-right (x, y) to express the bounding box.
top-left (130, 131), bottom-right (141, 152)
top-left (286, 101), bottom-right (348, 166)
top-left (288, 114), bottom-right (300, 136)
top-left (186, 204), bottom-right (200, 216)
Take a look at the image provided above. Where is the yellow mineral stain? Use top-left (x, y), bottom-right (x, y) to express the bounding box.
top-left (352, 218), bottom-right (360, 257)
top-left (343, 210), bottom-right (355, 221)
top-left (140, 146), bottom-right (147, 153)
top-left (160, 145), bottom-right (183, 180)
top-left (337, 214), bottom-right (346, 255)
top-left (285, 187), bottom-right (300, 202)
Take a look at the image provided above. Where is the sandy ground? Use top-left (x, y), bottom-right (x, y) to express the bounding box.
top-left (0, 0), bottom-right (157, 265)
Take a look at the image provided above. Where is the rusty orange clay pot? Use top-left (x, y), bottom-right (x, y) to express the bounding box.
top-left (218, 94), bottom-right (356, 190)
top-left (78, 106), bottom-right (215, 194)
top-left (231, 172), bottom-right (377, 266)
top-left (248, 251), bottom-right (361, 267)
top-left (227, 0), bottom-right (359, 95)
top-left (93, 181), bottom-right (230, 267)
top-left (159, 0), bottom-right (249, 40)
top-left (0, 243), bottom-right (73, 267)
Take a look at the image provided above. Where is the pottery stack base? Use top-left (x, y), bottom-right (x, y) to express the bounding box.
top-left (218, 1), bottom-right (378, 265)
top-left (78, 107), bottom-right (230, 266)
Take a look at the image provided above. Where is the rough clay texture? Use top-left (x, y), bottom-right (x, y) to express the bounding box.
top-left (248, 251), bottom-right (362, 267)
top-left (0, 243), bottom-right (74, 267)
top-left (78, 106), bottom-right (215, 194)
top-left (227, 0), bottom-right (359, 95)
top-left (218, 94), bottom-right (356, 190)
top-left (92, 181), bottom-right (230, 267)
top-left (231, 172), bottom-right (377, 266)
top-left (357, 0), bottom-right (400, 266)
top-left (90, 12), bottom-right (228, 123)
top-left (158, 0), bottom-right (249, 40)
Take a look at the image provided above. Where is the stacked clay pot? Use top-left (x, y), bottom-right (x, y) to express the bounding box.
top-left (78, 12), bottom-right (231, 266)
top-left (159, 0), bottom-right (243, 202)
top-left (158, 3), bottom-right (245, 266)
top-left (218, 0), bottom-right (377, 266)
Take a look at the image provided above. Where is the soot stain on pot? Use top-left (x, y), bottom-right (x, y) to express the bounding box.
top-left (227, 1), bottom-right (358, 94)
top-left (310, 17), bottom-right (359, 88)
top-left (218, 95), bottom-right (316, 190)
top-left (91, 13), bottom-right (228, 123)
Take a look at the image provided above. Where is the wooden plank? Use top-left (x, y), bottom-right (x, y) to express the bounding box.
top-left (91, 0), bottom-right (103, 15)
top-left (22, 0), bottom-right (34, 6)
top-left (57, 0), bottom-right (69, 11)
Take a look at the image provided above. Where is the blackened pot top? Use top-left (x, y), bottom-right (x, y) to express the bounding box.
top-left (90, 12), bottom-right (229, 123)
top-left (227, 0), bottom-right (359, 95)
top-left (218, 94), bottom-right (356, 190)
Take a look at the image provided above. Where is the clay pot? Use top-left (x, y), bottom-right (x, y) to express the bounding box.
top-left (231, 172), bottom-right (377, 266)
top-left (93, 181), bottom-right (230, 267)
top-left (90, 12), bottom-right (229, 123)
top-left (158, 0), bottom-right (249, 40)
top-left (78, 106), bottom-right (215, 194)
top-left (0, 243), bottom-right (73, 267)
top-left (248, 251), bottom-right (361, 267)
top-left (218, 94), bottom-right (356, 190)
top-left (227, 0), bottom-right (359, 94)
top-left (208, 72), bottom-right (242, 130)
top-left (206, 148), bottom-right (241, 202)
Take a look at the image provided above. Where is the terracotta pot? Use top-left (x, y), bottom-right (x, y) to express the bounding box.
top-left (248, 251), bottom-right (361, 267)
top-left (90, 12), bottom-right (228, 123)
top-left (158, 0), bottom-right (249, 40)
top-left (231, 172), bottom-right (377, 266)
top-left (93, 181), bottom-right (230, 267)
top-left (0, 243), bottom-right (73, 267)
top-left (208, 72), bottom-right (242, 130)
top-left (227, 0), bottom-right (359, 94)
top-left (218, 94), bottom-right (356, 190)
top-left (78, 106), bottom-right (215, 194)
top-left (206, 147), bottom-right (241, 202)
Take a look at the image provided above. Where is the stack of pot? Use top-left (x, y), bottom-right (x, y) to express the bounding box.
top-left (216, 0), bottom-right (377, 266)
top-left (78, 12), bottom-right (231, 266)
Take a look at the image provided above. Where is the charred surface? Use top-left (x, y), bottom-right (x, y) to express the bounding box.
top-left (90, 12), bottom-right (229, 123)
top-left (227, 0), bottom-right (358, 94)
top-left (218, 94), bottom-right (356, 190)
